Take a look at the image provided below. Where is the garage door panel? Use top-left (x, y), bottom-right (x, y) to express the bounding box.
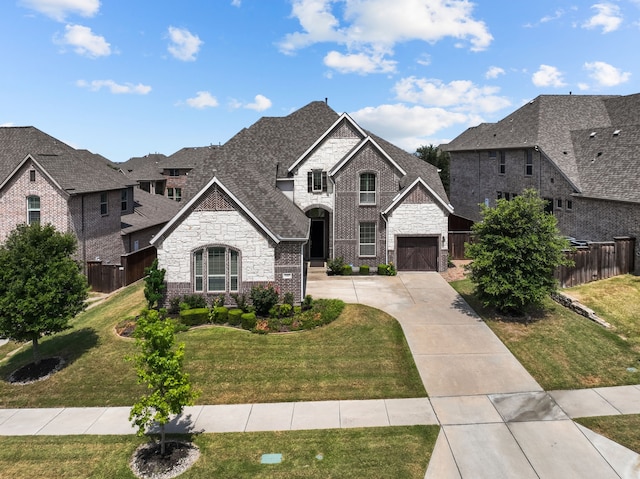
top-left (397, 237), bottom-right (438, 271)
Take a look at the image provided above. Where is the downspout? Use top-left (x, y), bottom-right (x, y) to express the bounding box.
top-left (81, 194), bottom-right (86, 273)
top-left (381, 212), bottom-right (389, 265)
top-left (329, 175), bottom-right (337, 260)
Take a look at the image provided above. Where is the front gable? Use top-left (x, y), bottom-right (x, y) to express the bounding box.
top-left (329, 137), bottom-right (407, 178)
top-left (383, 177), bottom-right (454, 217)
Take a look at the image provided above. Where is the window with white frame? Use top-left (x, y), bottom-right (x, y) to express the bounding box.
top-left (307, 170), bottom-right (327, 193)
top-left (100, 192), bottom-right (108, 216)
top-left (359, 222), bottom-right (376, 256)
top-left (359, 173), bottom-right (376, 204)
top-left (193, 246), bottom-right (239, 293)
top-left (27, 195), bottom-right (40, 224)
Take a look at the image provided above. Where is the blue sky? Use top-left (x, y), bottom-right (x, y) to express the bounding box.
top-left (1, 0), bottom-right (639, 163)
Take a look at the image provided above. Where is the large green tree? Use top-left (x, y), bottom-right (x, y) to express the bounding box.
top-left (129, 309), bottom-right (197, 456)
top-left (0, 223), bottom-right (88, 364)
top-left (415, 144), bottom-right (450, 195)
top-left (465, 189), bottom-right (571, 315)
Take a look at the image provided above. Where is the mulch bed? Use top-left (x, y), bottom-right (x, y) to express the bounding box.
top-left (7, 356), bottom-right (65, 385)
top-left (130, 441), bottom-right (200, 479)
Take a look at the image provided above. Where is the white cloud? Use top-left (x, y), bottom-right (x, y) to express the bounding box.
top-left (76, 79), bottom-right (151, 94)
top-left (393, 77), bottom-right (511, 113)
top-left (583, 3), bottom-right (623, 33)
top-left (584, 61), bottom-right (631, 86)
top-left (186, 91), bottom-right (219, 109)
top-left (350, 103), bottom-right (469, 151)
top-left (231, 0), bottom-right (241, 5)
top-left (167, 26), bottom-right (203, 61)
top-left (279, 0), bottom-right (492, 74)
top-left (245, 94), bottom-right (272, 111)
top-left (20, 0), bottom-right (100, 21)
top-left (0, 122), bottom-right (15, 127)
top-left (485, 66), bottom-right (505, 79)
top-left (57, 24), bottom-right (110, 58)
top-left (324, 50), bottom-right (396, 74)
top-left (532, 65), bottom-right (566, 87)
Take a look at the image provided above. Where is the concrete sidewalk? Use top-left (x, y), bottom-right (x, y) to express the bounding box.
top-left (1, 272), bottom-right (639, 477)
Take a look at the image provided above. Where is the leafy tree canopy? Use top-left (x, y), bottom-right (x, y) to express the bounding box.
top-left (465, 189), bottom-right (572, 315)
top-left (415, 144), bottom-right (450, 195)
top-left (0, 223), bottom-right (88, 363)
top-left (144, 258), bottom-right (166, 309)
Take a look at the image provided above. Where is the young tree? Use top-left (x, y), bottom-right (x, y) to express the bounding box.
top-left (465, 189), bottom-right (571, 315)
top-left (129, 309), bottom-right (197, 456)
top-left (0, 223), bottom-right (88, 364)
top-left (144, 259), bottom-right (166, 309)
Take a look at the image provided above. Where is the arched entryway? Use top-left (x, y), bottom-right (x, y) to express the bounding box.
top-left (306, 207), bottom-right (330, 266)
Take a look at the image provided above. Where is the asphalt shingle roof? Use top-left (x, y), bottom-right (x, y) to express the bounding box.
top-left (121, 189), bottom-right (183, 234)
top-left (0, 126), bottom-right (135, 194)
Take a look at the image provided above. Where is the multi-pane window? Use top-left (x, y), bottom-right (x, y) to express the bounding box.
top-left (525, 150), bottom-right (533, 176)
top-left (168, 169), bottom-right (179, 177)
top-left (167, 188), bottom-right (182, 201)
top-left (29, 170), bottom-right (36, 182)
top-left (307, 170), bottom-right (327, 193)
top-left (498, 152), bottom-right (506, 175)
top-left (194, 247), bottom-right (239, 293)
top-left (121, 189), bottom-right (128, 211)
top-left (359, 173), bottom-right (376, 204)
top-left (27, 195), bottom-right (40, 224)
top-left (359, 222), bottom-right (376, 256)
top-left (175, 188), bottom-right (182, 202)
top-left (100, 192), bottom-right (108, 216)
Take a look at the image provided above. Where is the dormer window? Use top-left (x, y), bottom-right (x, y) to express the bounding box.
top-left (359, 172), bottom-right (376, 204)
top-left (307, 170), bottom-right (327, 193)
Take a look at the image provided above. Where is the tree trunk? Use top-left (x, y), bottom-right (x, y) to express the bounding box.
top-left (32, 336), bottom-right (40, 365)
top-left (160, 423), bottom-right (166, 456)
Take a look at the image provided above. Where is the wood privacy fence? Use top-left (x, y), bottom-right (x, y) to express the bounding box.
top-left (87, 246), bottom-right (157, 293)
top-left (448, 231), bottom-right (473, 260)
top-left (555, 237), bottom-right (635, 288)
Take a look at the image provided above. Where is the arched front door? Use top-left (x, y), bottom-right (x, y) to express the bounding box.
top-left (307, 208), bottom-right (329, 266)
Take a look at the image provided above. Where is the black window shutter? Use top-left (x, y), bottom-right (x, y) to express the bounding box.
top-left (307, 172), bottom-right (312, 192)
top-left (322, 172), bottom-right (327, 192)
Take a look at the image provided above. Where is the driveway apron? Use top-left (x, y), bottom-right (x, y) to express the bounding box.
top-left (306, 271), bottom-right (637, 478)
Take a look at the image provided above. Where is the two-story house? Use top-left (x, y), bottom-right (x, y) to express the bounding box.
top-left (151, 101), bottom-right (453, 303)
top-left (0, 126), bottom-right (137, 267)
top-left (443, 93), bottom-right (640, 272)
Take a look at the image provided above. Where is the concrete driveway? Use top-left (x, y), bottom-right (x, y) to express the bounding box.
top-left (306, 270), bottom-right (640, 479)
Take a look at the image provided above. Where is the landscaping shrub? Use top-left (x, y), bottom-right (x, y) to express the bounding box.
top-left (359, 264), bottom-right (370, 275)
top-left (302, 295), bottom-right (313, 310)
top-left (250, 284), bottom-right (279, 317)
top-left (341, 264), bottom-right (352, 276)
top-left (228, 308), bottom-right (243, 326)
top-left (210, 294), bottom-right (226, 308)
top-left (241, 312), bottom-right (257, 330)
top-left (168, 296), bottom-right (181, 315)
top-left (327, 257), bottom-right (346, 275)
top-left (270, 303), bottom-right (293, 319)
top-left (212, 306), bottom-right (228, 324)
top-left (230, 292), bottom-right (250, 313)
top-left (181, 294), bottom-right (207, 309)
top-left (387, 262), bottom-right (397, 276)
top-left (179, 307), bottom-right (209, 326)
top-left (377, 264), bottom-right (388, 275)
top-left (283, 292), bottom-right (295, 307)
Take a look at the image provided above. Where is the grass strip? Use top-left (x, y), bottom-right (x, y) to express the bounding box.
top-left (576, 415), bottom-right (640, 454)
top-left (0, 426), bottom-right (438, 479)
top-left (451, 279), bottom-right (640, 390)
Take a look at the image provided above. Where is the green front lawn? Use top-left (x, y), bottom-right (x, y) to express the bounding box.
top-left (0, 282), bottom-right (425, 407)
top-left (0, 426), bottom-right (439, 479)
top-left (575, 415), bottom-right (640, 454)
top-left (451, 278), bottom-right (640, 390)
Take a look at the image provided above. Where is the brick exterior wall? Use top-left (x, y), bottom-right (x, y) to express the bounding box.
top-left (449, 148), bottom-right (576, 222)
top-left (274, 242), bottom-right (305, 302)
top-left (0, 159), bottom-right (127, 267)
top-left (333, 142), bottom-right (402, 266)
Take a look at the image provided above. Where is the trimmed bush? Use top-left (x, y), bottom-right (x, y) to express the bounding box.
top-left (241, 312), bottom-right (257, 330)
top-left (302, 295), bottom-right (313, 310)
top-left (377, 264), bottom-right (388, 275)
top-left (228, 308), bottom-right (243, 326)
top-left (327, 257), bottom-right (346, 275)
top-left (250, 284), bottom-right (279, 317)
top-left (270, 303), bottom-right (293, 319)
top-left (179, 307), bottom-right (209, 326)
top-left (181, 294), bottom-right (207, 309)
top-left (359, 264), bottom-right (370, 275)
top-left (212, 306), bottom-right (228, 324)
top-left (341, 264), bottom-right (352, 276)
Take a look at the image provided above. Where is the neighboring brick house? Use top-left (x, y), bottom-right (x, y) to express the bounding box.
top-left (443, 93), bottom-right (640, 272)
top-left (0, 126), bottom-right (137, 267)
top-left (151, 101), bottom-right (452, 303)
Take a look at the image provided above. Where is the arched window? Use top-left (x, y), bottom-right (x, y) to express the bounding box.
top-left (359, 173), bottom-right (376, 204)
top-left (27, 195), bottom-right (40, 224)
top-left (193, 246), bottom-right (240, 293)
